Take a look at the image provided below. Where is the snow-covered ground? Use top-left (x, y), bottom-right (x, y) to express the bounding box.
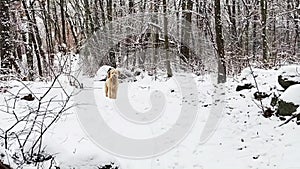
top-left (1, 65), bottom-right (300, 169)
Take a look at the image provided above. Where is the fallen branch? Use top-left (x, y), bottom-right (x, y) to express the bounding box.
top-left (278, 113), bottom-right (299, 127)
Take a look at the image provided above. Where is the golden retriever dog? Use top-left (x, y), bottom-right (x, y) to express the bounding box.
top-left (105, 68), bottom-right (120, 99)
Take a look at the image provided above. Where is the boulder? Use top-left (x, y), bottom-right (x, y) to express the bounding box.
top-left (277, 100), bottom-right (299, 116)
top-left (236, 83), bottom-right (254, 91)
top-left (117, 68), bottom-right (137, 82)
top-left (277, 65), bottom-right (300, 90)
top-left (94, 65), bottom-right (114, 81)
top-left (278, 75), bottom-right (300, 90)
top-left (277, 84), bottom-right (300, 116)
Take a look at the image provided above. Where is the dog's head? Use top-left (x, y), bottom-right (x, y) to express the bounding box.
top-left (108, 68), bottom-right (120, 79)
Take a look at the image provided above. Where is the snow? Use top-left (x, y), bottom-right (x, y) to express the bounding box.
top-left (1, 65), bottom-right (300, 169)
top-left (94, 65), bottom-right (113, 81)
top-left (278, 65), bottom-right (300, 83)
top-left (280, 84), bottom-right (300, 110)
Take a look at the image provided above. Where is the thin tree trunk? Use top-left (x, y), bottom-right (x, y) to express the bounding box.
top-left (215, 0), bottom-right (226, 83)
top-left (31, 7), bottom-right (44, 77)
top-left (99, 0), bottom-right (106, 27)
top-left (163, 0), bottom-right (172, 77)
top-left (107, 0), bottom-right (116, 67)
top-left (152, 0), bottom-right (160, 73)
top-left (54, 2), bottom-right (62, 45)
top-left (261, 0), bottom-right (268, 61)
top-left (181, 0), bottom-right (189, 62)
top-left (294, 0), bottom-right (300, 55)
top-left (139, 0), bottom-right (147, 68)
top-left (129, 0), bottom-right (134, 14)
top-left (46, 0), bottom-right (54, 66)
top-left (60, 0), bottom-right (67, 45)
top-left (253, 0), bottom-right (259, 58)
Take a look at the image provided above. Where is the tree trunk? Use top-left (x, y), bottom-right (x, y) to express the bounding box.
top-left (22, 1), bottom-right (43, 77)
top-left (60, 0), bottom-right (67, 45)
top-left (0, 0), bottom-right (12, 69)
top-left (99, 0), bottom-right (106, 27)
top-left (84, 0), bottom-right (94, 36)
top-left (54, 2), bottom-right (62, 45)
top-left (294, 0), bottom-right (300, 55)
top-left (163, 0), bottom-right (172, 77)
top-left (180, 0), bottom-right (189, 62)
top-left (261, 0), bottom-right (268, 61)
top-left (139, 0), bottom-right (147, 68)
top-left (152, 0), bottom-right (160, 72)
top-left (129, 0), bottom-right (134, 14)
top-left (107, 0), bottom-right (116, 68)
top-left (215, 0), bottom-right (226, 83)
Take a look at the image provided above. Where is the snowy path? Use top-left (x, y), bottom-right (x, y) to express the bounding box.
top-left (48, 70), bottom-right (300, 169)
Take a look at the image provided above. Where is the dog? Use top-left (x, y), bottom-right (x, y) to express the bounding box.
top-left (105, 68), bottom-right (120, 99)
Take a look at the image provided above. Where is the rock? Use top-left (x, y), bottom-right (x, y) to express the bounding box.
top-left (0, 161), bottom-right (12, 169)
top-left (279, 116), bottom-right (286, 121)
top-left (277, 65), bottom-right (300, 90)
top-left (240, 94), bottom-right (246, 98)
top-left (263, 108), bottom-right (274, 118)
top-left (277, 84), bottom-right (300, 116)
top-left (95, 65), bottom-right (114, 81)
top-left (254, 91), bottom-right (271, 100)
top-left (270, 94), bottom-right (279, 107)
top-left (277, 100), bottom-right (299, 116)
top-left (21, 94), bottom-right (34, 101)
top-left (278, 75), bottom-right (300, 90)
top-left (236, 83), bottom-right (254, 91)
top-left (297, 114), bottom-right (300, 125)
top-left (133, 69), bottom-right (142, 76)
top-left (117, 68), bottom-right (137, 82)
top-left (98, 162), bottom-right (119, 169)
top-left (95, 66), bottom-right (138, 82)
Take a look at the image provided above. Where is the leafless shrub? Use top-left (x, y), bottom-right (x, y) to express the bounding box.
top-left (0, 71), bottom-right (80, 168)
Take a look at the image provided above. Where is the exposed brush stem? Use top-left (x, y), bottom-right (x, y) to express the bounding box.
top-left (246, 57), bottom-right (265, 112)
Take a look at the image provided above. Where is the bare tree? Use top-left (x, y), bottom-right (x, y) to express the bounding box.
top-left (163, 0), bottom-right (173, 77)
top-left (215, 0), bottom-right (226, 83)
top-left (0, 0), bottom-right (12, 69)
top-left (261, 0), bottom-right (268, 61)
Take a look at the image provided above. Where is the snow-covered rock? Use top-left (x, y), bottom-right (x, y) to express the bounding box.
top-left (280, 84), bottom-right (300, 104)
top-left (94, 65), bottom-right (114, 81)
top-left (95, 66), bottom-right (137, 82)
top-left (277, 65), bottom-right (300, 90)
top-left (117, 68), bottom-right (137, 82)
top-left (278, 84), bottom-right (300, 116)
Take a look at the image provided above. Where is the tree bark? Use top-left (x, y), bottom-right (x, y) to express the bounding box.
top-left (294, 0), bottom-right (300, 55)
top-left (0, 0), bottom-right (12, 69)
top-left (261, 0), bottom-right (268, 61)
top-left (129, 0), bottom-right (134, 14)
top-left (60, 0), bottom-right (67, 45)
top-left (215, 0), bottom-right (226, 83)
top-left (107, 0), bottom-right (116, 67)
top-left (253, 0), bottom-right (259, 58)
top-left (163, 0), bottom-right (172, 77)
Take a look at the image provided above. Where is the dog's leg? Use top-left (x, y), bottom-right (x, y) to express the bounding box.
top-left (105, 83), bottom-right (108, 97)
top-left (114, 87), bottom-right (118, 99)
top-left (108, 86), bottom-right (112, 99)
top-left (111, 88), bottom-right (116, 99)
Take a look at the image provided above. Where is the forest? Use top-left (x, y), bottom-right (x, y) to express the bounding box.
top-left (0, 0), bottom-right (300, 169)
top-left (0, 0), bottom-right (298, 79)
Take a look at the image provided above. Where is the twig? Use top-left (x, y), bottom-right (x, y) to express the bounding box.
top-left (246, 57), bottom-right (265, 112)
top-left (278, 114), bottom-right (298, 127)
